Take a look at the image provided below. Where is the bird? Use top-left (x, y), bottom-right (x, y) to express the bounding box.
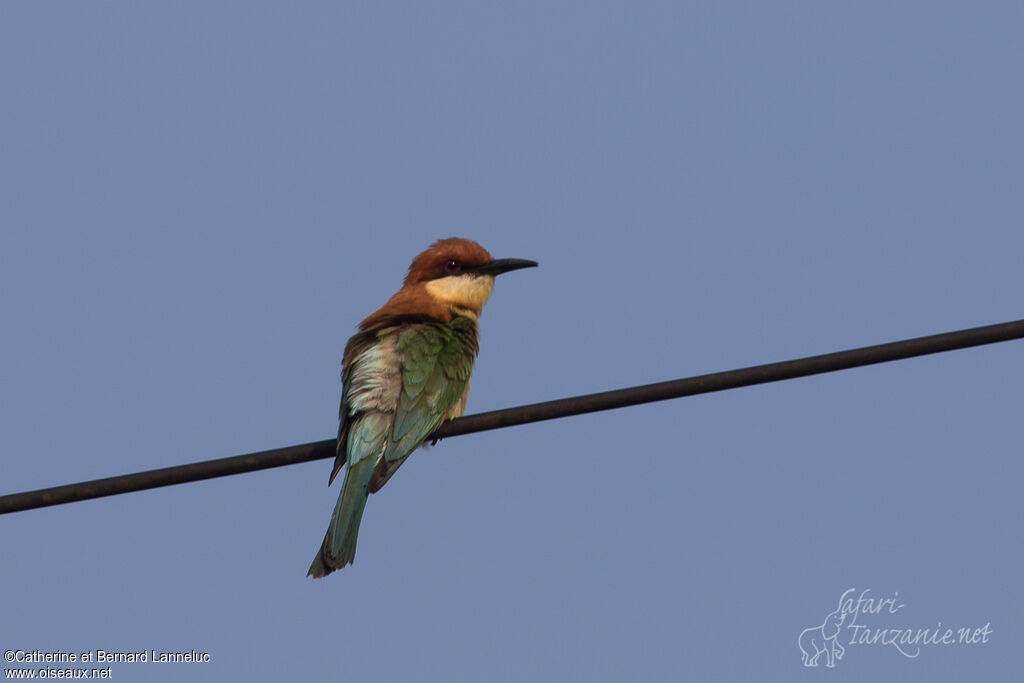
top-left (308, 237), bottom-right (537, 577)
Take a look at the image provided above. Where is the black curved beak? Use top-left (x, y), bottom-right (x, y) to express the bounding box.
top-left (473, 258), bottom-right (539, 276)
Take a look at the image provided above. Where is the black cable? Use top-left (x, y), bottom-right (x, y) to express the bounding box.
top-left (2, 317), bottom-right (1022, 515)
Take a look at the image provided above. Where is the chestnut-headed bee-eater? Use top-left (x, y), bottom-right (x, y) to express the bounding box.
top-left (308, 237), bottom-right (537, 577)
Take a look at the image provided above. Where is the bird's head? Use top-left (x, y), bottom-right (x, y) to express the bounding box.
top-left (406, 237), bottom-right (538, 315)
top-left (359, 238), bottom-right (537, 330)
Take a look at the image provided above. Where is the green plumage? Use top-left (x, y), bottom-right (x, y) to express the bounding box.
top-left (308, 316), bottom-right (479, 577)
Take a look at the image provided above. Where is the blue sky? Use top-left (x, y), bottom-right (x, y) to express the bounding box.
top-left (2, 2), bottom-right (1022, 681)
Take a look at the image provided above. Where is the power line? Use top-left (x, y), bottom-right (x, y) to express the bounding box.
top-left (2, 317), bottom-right (1023, 515)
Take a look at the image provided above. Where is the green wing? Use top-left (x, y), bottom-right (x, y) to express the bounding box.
top-left (369, 317), bottom-right (478, 491)
top-left (310, 317), bottom-right (480, 575)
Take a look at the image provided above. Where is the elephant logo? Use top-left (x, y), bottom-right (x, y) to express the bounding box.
top-left (798, 607), bottom-right (847, 668)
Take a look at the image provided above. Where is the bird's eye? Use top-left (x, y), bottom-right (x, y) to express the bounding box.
top-left (444, 259), bottom-right (461, 273)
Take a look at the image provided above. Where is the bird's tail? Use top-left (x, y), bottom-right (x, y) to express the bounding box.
top-left (307, 458), bottom-right (375, 578)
